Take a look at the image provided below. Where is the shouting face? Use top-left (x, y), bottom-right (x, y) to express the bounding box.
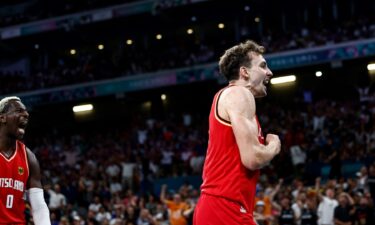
top-left (243, 52), bottom-right (273, 98)
top-left (0, 100), bottom-right (29, 140)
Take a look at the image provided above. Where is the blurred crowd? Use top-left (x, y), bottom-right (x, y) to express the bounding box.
top-left (21, 94), bottom-right (375, 224)
top-left (1, 16), bottom-right (375, 95)
top-left (0, 0), bottom-right (194, 28)
top-left (0, 0), bottom-right (139, 27)
top-left (261, 18), bottom-right (375, 53)
top-left (27, 111), bottom-right (206, 225)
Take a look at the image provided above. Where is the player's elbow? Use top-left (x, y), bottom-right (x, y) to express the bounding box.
top-left (240, 157), bottom-right (261, 170)
top-left (239, 147), bottom-right (263, 170)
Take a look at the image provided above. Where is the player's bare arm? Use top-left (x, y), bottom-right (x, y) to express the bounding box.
top-left (26, 148), bottom-right (51, 225)
top-left (27, 148), bottom-right (43, 189)
top-left (219, 86), bottom-right (281, 170)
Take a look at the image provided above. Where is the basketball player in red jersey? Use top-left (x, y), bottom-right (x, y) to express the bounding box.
top-left (193, 40), bottom-right (281, 225)
top-left (0, 96), bottom-right (51, 225)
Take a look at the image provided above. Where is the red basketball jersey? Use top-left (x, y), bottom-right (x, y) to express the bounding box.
top-left (201, 86), bottom-right (265, 215)
top-left (0, 140), bottom-right (29, 224)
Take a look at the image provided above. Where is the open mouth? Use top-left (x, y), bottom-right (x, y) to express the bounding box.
top-left (263, 79), bottom-right (270, 85)
top-left (17, 122), bottom-right (27, 137)
top-left (18, 120), bottom-right (28, 129)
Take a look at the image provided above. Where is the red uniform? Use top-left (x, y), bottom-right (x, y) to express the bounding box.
top-left (0, 140), bottom-right (29, 224)
top-left (194, 86), bottom-right (265, 225)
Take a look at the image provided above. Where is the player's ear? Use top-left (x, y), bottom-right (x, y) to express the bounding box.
top-left (0, 113), bottom-right (6, 124)
top-left (239, 66), bottom-right (250, 79)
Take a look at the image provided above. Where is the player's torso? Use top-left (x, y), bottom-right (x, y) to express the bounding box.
top-left (201, 86), bottom-right (264, 213)
top-left (0, 140), bottom-right (29, 224)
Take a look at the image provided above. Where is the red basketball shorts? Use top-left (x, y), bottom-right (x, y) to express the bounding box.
top-left (193, 193), bottom-right (256, 225)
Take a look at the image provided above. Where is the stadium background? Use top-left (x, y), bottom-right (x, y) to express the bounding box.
top-left (0, 0), bottom-right (375, 224)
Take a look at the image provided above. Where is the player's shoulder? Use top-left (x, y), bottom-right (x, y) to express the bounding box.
top-left (220, 85), bottom-right (255, 109)
top-left (25, 147), bottom-right (38, 164)
top-left (25, 147), bottom-right (34, 156)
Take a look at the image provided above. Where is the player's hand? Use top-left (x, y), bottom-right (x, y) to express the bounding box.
top-left (265, 134), bottom-right (281, 154)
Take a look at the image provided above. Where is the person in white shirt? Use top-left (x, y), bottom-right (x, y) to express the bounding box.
top-left (290, 145), bottom-right (306, 167)
top-left (95, 206), bottom-right (112, 223)
top-left (48, 184), bottom-right (67, 220)
top-left (315, 178), bottom-right (338, 225)
top-left (121, 157), bottom-right (136, 188)
top-left (106, 160), bottom-right (121, 178)
top-left (88, 196), bottom-right (102, 213)
top-left (292, 191), bottom-right (307, 225)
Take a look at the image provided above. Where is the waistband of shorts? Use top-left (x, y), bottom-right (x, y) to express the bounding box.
top-left (201, 191), bottom-right (242, 206)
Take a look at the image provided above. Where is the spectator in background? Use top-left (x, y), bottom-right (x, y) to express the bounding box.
top-left (189, 151), bottom-right (204, 174)
top-left (160, 184), bottom-right (191, 225)
top-left (354, 196), bottom-right (375, 225)
top-left (95, 206), bottom-right (111, 223)
top-left (48, 183), bottom-right (67, 220)
top-left (137, 208), bottom-right (157, 225)
top-left (290, 144), bottom-right (307, 177)
top-left (254, 200), bottom-right (273, 225)
top-left (58, 216), bottom-right (69, 225)
top-left (161, 146), bottom-right (174, 176)
top-left (121, 155), bottom-right (137, 189)
top-left (356, 166), bottom-right (368, 193)
top-left (292, 191), bottom-right (308, 225)
top-left (105, 158), bottom-right (121, 179)
top-left (124, 205), bottom-right (138, 224)
top-left (72, 215), bottom-right (82, 225)
top-left (255, 179), bottom-right (283, 220)
top-left (326, 137), bottom-right (342, 180)
top-left (111, 205), bottom-right (125, 223)
top-left (145, 194), bottom-right (158, 215)
top-left (300, 198), bottom-right (318, 225)
top-left (88, 196), bottom-right (102, 213)
top-left (154, 203), bottom-right (169, 225)
top-left (367, 164), bottom-right (375, 205)
top-left (334, 192), bottom-right (355, 225)
top-left (315, 178), bottom-right (338, 225)
top-left (276, 196), bottom-right (297, 225)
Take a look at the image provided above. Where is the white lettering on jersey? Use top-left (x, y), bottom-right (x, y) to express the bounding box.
top-left (0, 178), bottom-right (24, 192)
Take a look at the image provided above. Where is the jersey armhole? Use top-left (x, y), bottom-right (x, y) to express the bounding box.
top-left (214, 88), bottom-right (232, 126)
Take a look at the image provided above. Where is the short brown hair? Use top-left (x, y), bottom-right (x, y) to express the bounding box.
top-left (219, 40), bottom-right (265, 81)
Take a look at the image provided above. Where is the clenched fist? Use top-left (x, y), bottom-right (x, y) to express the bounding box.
top-left (265, 134), bottom-right (281, 154)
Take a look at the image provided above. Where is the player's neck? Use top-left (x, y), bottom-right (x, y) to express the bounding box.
top-left (229, 79), bottom-right (247, 87)
top-left (0, 135), bottom-right (16, 154)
